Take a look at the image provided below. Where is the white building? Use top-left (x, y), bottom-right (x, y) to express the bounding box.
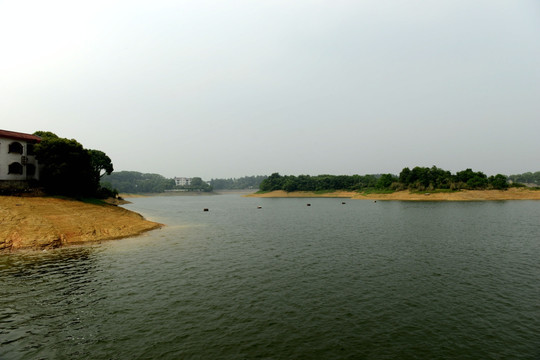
top-left (174, 177), bottom-right (192, 186)
top-left (0, 129), bottom-right (41, 183)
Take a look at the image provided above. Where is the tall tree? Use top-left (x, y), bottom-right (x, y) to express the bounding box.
top-left (89, 149), bottom-right (114, 184)
top-left (34, 131), bottom-right (114, 197)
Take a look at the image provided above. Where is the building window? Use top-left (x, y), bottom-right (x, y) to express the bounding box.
top-left (27, 163), bottom-right (36, 177)
top-left (27, 143), bottom-right (35, 155)
top-left (9, 142), bottom-right (23, 154)
top-left (8, 162), bottom-right (23, 175)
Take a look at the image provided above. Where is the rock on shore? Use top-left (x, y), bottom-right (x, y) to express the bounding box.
top-left (0, 196), bottom-right (162, 252)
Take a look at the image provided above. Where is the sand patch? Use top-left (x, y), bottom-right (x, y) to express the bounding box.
top-left (247, 188), bottom-right (540, 201)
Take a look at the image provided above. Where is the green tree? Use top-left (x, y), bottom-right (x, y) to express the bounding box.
top-left (89, 149), bottom-right (114, 184)
top-left (34, 131), bottom-right (114, 197)
top-left (376, 173), bottom-right (397, 189)
top-left (34, 131), bottom-right (59, 140)
top-left (283, 177), bottom-right (298, 192)
top-left (189, 177), bottom-right (213, 192)
top-left (399, 167), bottom-right (412, 184)
top-left (34, 134), bottom-right (95, 196)
top-left (489, 174), bottom-right (509, 190)
top-left (259, 173), bottom-right (284, 191)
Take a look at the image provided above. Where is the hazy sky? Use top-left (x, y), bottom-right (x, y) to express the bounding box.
top-left (2, 0), bottom-right (539, 179)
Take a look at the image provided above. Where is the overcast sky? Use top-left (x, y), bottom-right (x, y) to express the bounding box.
top-left (2, 0), bottom-right (539, 179)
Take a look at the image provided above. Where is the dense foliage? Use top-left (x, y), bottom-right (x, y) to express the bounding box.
top-left (260, 173), bottom-right (382, 192)
top-left (210, 176), bottom-right (267, 190)
top-left (397, 166), bottom-right (508, 191)
top-left (33, 131), bottom-right (114, 197)
top-left (508, 171), bottom-right (540, 186)
top-left (101, 171), bottom-right (176, 193)
top-left (259, 166), bottom-right (511, 192)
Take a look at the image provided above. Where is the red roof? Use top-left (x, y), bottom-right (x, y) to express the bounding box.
top-left (0, 129), bottom-right (41, 142)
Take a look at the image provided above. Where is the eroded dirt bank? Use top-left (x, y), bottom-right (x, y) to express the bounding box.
top-left (0, 196), bottom-right (162, 252)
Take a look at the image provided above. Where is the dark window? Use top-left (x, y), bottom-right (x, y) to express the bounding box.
top-left (27, 143), bottom-right (35, 155)
top-left (26, 163), bottom-right (36, 177)
top-left (8, 162), bottom-right (23, 175)
top-left (8, 142), bottom-right (23, 154)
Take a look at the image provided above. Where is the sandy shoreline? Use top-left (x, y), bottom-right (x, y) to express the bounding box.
top-left (247, 188), bottom-right (540, 201)
top-left (0, 196), bottom-right (162, 252)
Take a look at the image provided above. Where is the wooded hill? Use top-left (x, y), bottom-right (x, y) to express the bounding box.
top-left (209, 176), bottom-right (267, 190)
top-left (102, 171), bottom-right (176, 193)
top-left (508, 171), bottom-right (540, 186)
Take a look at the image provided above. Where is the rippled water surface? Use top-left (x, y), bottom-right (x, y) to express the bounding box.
top-left (1, 195), bottom-right (540, 359)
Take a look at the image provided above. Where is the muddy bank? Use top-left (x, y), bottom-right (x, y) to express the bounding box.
top-left (0, 196), bottom-right (162, 252)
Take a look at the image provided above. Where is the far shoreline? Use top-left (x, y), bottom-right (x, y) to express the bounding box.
top-left (246, 188), bottom-right (540, 201)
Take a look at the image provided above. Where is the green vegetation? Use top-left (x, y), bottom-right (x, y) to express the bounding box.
top-left (260, 173), bottom-right (385, 192)
top-left (33, 131), bottom-right (115, 198)
top-left (101, 172), bottom-right (213, 193)
top-left (508, 171), bottom-right (540, 186)
top-left (102, 173), bottom-right (268, 193)
top-left (259, 166), bottom-right (512, 193)
top-left (259, 173), bottom-right (382, 192)
top-left (397, 166), bottom-right (508, 191)
top-left (101, 171), bottom-right (175, 193)
top-left (209, 176), bottom-right (267, 190)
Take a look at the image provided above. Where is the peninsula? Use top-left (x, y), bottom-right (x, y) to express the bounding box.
top-left (0, 196), bottom-right (162, 252)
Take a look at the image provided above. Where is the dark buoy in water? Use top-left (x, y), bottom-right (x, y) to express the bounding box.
top-left (257, 206), bottom-right (262, 209)
top-left (307, 203), bottom-right (311, 206)
top-left (374, 200), bottom-right (377, 203)
top-left (203, 208), bottom-right (209, 212)
top-left (342, 202), bottom-right (346, 205)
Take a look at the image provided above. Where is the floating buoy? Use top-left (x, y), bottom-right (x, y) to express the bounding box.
top-left (374, 201), bottom-right (377, 203)
top-left (203, 208), bottom-right (209, 212)
top-left (257, 206), bottom-right (262, 209)
top-left (342, 202), bottom-right (346, 205)
top-left (307, 203), bottom-right (311, 206)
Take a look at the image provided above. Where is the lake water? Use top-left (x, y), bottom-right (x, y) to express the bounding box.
top-left (1, 194), bottom-right (540, 359)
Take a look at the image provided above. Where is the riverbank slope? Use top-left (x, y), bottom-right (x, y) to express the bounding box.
top-left (1, 196), bottom-right (162, 252)
top-left (247, 188), bottom-right (540, 201)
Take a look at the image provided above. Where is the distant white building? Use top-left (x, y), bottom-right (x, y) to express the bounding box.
top-left (174, 177), bottom-right (192, 186)
top-left (0, 129), bottom-right (41, 183)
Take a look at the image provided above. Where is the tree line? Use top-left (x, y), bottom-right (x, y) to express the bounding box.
top-left (259, 166), bottom-right (513, 192)
top-left (101, 171), bottom-right (176, 193)
top-left (209, 175), bottom-right (267, 190)
top-left (101, 173), bottom-right (214, 193)
top-left (508, 171), bottom-right (540, 186)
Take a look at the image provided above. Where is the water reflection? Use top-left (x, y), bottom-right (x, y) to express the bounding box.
top-left (0, 247), bottom-right (104, 360)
